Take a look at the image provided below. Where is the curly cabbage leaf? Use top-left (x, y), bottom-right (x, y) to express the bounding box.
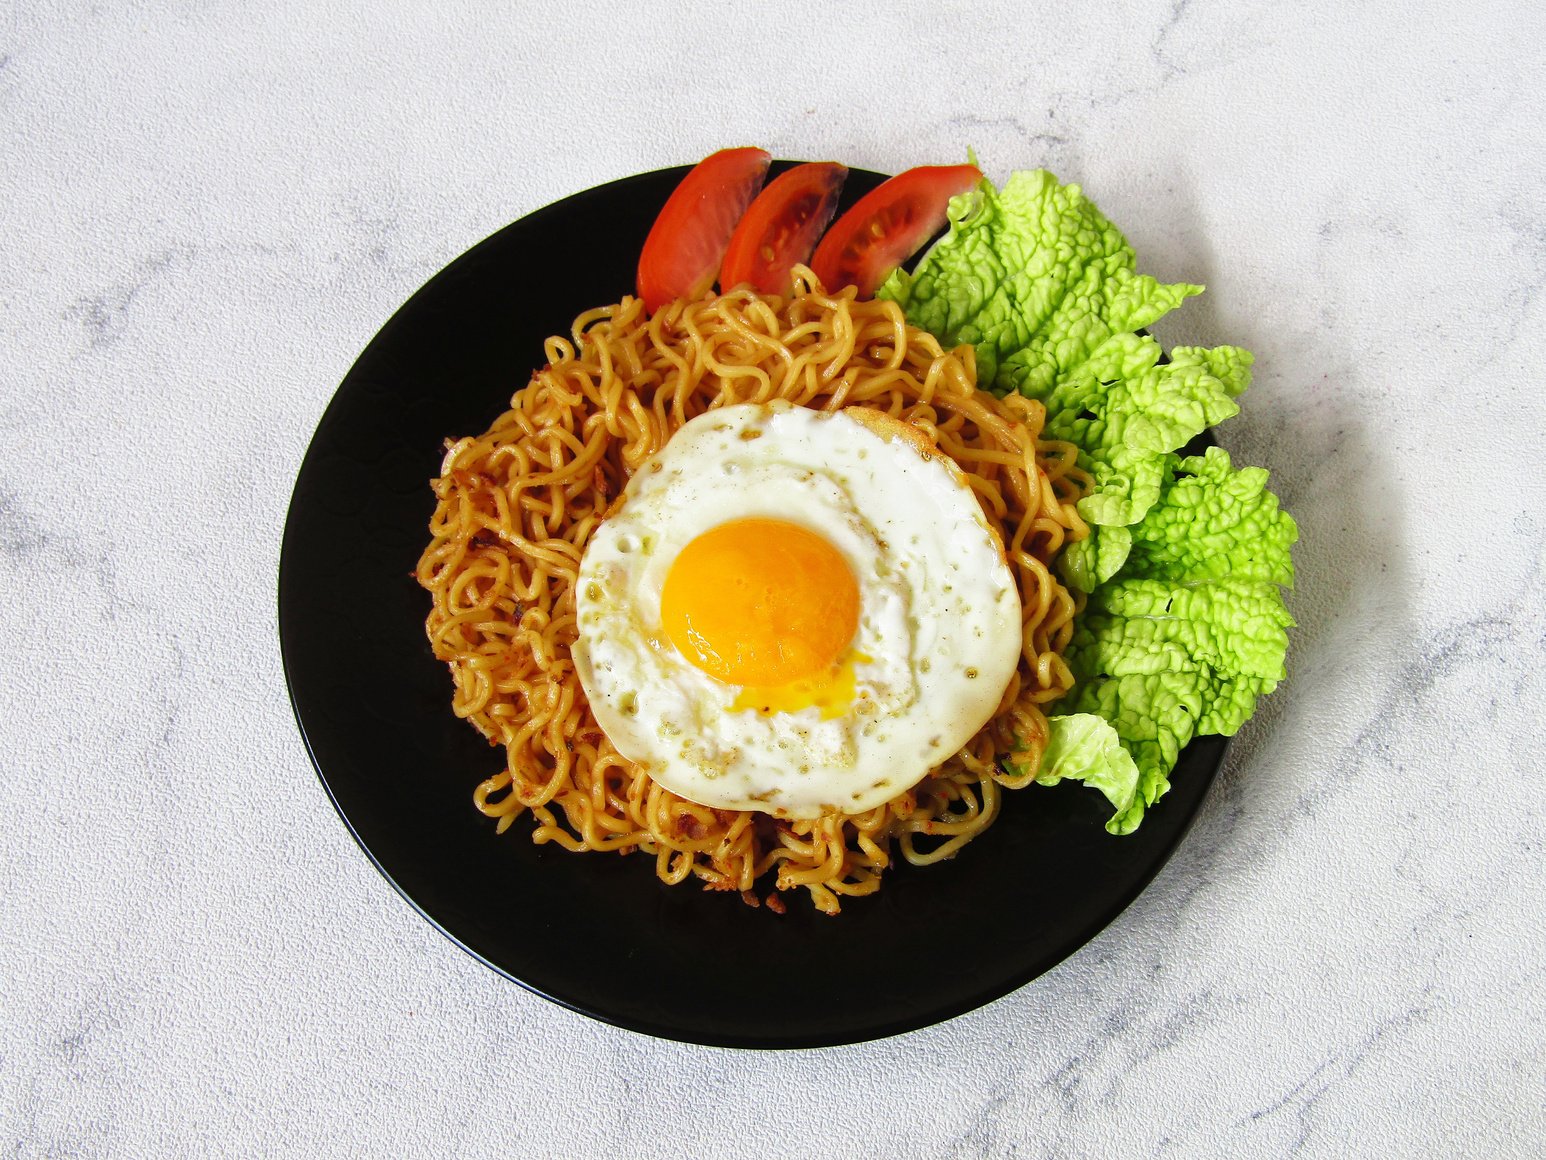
top-left (879, 171), bottom-right (1253, 585)
top-left (878, 170), bottom-right (1201, 394)
top-left (1122, 445), bottom-right (1297, 587)
top-left (1032, 714), bottom-right (1142, 832)
top-left (884, 169), bottom-right (1296, 835)
top-left (1054, 451), bottom-right (1298, 830)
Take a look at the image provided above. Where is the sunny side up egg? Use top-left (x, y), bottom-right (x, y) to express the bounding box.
top-left (571, 402), bottom-right (1021, 819)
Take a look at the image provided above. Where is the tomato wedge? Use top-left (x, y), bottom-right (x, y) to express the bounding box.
top-left (719, 162), bottom-right (849, 295)
top-left (809, 164), bottom-right (982, 299)
top-left (636, 147), bottom-right (771, 312)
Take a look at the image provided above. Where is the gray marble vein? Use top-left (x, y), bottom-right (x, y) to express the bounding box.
top-left (2, 0), bottom-right (1544, 1157)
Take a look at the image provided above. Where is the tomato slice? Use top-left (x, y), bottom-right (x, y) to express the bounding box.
top-left (809, 164), bottom-right (982, 299)
top-left (718, 162), bottom-right (849, 296)
top-left (636, 147), bottom-right (771, 312)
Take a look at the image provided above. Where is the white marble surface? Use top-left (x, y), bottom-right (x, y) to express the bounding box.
top-left (3, 1), bottom-right (1543, 1155)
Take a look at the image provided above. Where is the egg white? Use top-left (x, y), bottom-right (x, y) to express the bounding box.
top-left (571, 402), bottom-right (1021, 819)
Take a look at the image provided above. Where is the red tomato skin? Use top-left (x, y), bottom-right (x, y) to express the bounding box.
top-left (719, 163), bottom-right (849, 296)
top-left (637, 147), bottom-right (771, 312)
top-left (809, 164), bottom-right (982, 298)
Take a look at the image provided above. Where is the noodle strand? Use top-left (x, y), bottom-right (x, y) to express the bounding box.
top-left (417, 272), bottom-right (1086, 914)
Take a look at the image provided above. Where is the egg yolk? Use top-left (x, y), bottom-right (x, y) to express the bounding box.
top-left (728, 653), bottom-right (870, 721)
top-left (660, 517), bottom-right (860, 690)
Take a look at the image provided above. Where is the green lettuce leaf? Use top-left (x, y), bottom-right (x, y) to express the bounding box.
top-left (878, 170), bottom-right (1249, 552)
top-left (1074, 576), bottom-right (1294, 684)
top-left (877, 170), bottom-right (1201, 394)
top-left (1049, 449), bottom-right (1298, 826)
top-left (1058, 672), bottom-right (1204, 833)
top-left (1047, 347), bottom-right (1247, 532)
top-left (1033, 714), bottom-right (1142, 834)
top-left (1175, 344), bottom-right (1254, 398)
top-left (1122, 445), bottom-right (1297, 587)
top-left (884, 165), bottom-right (1296, 833)
top-left (1000, 277), bottom-right (1203, 402)
top-left (1058, 525), bottom-right (1131, 593)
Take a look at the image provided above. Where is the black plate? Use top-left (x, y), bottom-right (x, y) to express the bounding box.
top-left (278, 164), bottom-right (1226, 1048)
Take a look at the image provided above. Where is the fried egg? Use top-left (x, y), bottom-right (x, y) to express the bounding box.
top-left (571, 402), bottom-right (1021, 819)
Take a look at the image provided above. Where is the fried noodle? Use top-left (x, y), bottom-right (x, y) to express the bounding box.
top-left (416, 270), bottom-right (1090, 914)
